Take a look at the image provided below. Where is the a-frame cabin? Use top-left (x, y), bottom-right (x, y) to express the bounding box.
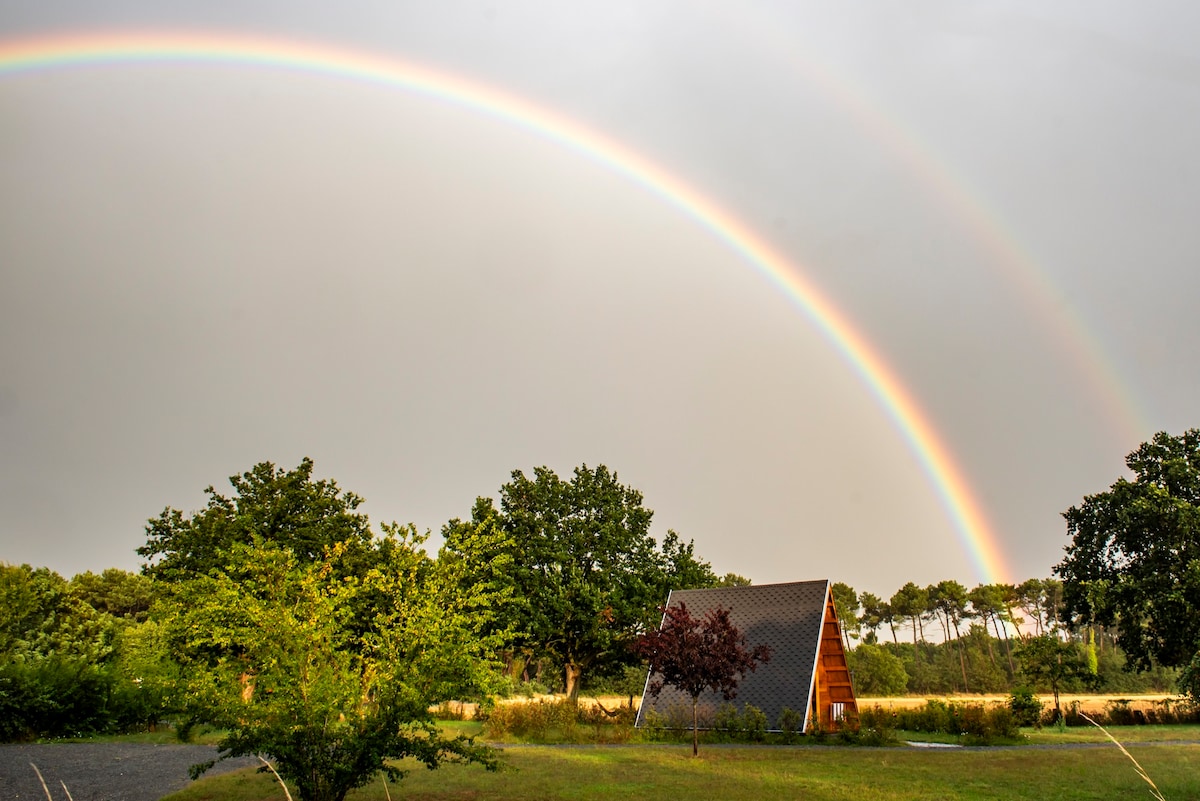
top-left (635, 580), bottom-right (859, 733)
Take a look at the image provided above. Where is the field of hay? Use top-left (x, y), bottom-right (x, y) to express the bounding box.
top-left (857, 693), bottom-right (1175, 715)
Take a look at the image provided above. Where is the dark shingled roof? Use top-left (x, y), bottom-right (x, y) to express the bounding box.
top-left (635, 580), bottom-right (830, 732)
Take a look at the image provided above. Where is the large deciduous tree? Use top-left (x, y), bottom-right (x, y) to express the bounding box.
top-left (138, 458), bottom-right (374, 582)
top-left (147, 460), bottom-right (500, 801)
top-left (634, 602), bottom-right (770, 755)
top-left (480, 463), bottom-right (711, 700)
top-left (1056, 430), bottom-right (1200, 690)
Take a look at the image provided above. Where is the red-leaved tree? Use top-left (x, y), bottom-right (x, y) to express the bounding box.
top-left (633, 602), bottom-right (771, 755)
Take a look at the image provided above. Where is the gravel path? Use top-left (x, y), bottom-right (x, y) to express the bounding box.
top-left (0, 744), bottom-right (257, 801)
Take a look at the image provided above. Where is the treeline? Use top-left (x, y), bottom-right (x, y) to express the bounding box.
top-left (0, 565), bottom-right (163, 740)
top-left (833, 580), bottom-right (1177, 699)
top-left (0, 458), bottom-right (1183, 746)
top-left (0, 459), bottom-right (745, 743)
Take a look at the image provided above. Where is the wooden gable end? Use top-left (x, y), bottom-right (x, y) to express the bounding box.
top-left (811, 589), bottom-right (859, 731)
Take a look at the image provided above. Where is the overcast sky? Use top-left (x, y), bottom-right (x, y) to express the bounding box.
top-left (2, 2), bottom-right (1198, 597)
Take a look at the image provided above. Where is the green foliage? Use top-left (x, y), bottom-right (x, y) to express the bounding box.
top-left (847, 643), bottom-right (907, 696)
top-left (482, 699), bottom-right (636, 743)
top-left (146, 459), bottom-right (504, 801)
top-left (1057, 430), bottom-right (1200, 673)
top-left (0, 563), bottom-right (170, 741)
top-left (138, 458), bottom-right (376, 582)
top-left (1181, 651), bottom-right (1200, 704)
top-left (891, 700), bottom-right (1022, 744)
top-left (711, 704), bottom-right (767, 741)
top-left (469, 463), bottom-right (716, 700)
top-left (69, 569), bottom-right (156, 622)
top-left (777, 706), bottom-right (804, 743)
top-left (1015, 635), bottom-right (1095, 718)
top-left (161, 536), bottom-right (499, 801)
top-left (1009, 687), bottom-right (1045, 727)
top-left (855, 705), bottom-right (900, 745)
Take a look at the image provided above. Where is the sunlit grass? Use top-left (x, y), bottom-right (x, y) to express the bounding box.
top-left (1023, 724), bottom-right (1200, 745)
top-left (163, 742), bottom-right (1200, 801)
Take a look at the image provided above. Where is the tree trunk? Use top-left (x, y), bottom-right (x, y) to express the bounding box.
top-left (951, 619), bottom-right (968, 692)
top-left (993, 616), bottom-right (1015, 675)
top-left (564, 662), bottom-right (583, 703)
top-left (692, 698), bottom-right (699, 757)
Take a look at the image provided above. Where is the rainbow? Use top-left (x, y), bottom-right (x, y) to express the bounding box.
top-left (723, 7), bottom-right (1149, 443)
top-left (0, 30), bottom-right (1014, 583)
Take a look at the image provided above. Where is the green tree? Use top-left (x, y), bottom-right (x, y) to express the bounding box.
top-left (138, 458), bottom-right (375, 582)
top-left (160, 531), bottom-right (499, 801)
top-left (831, 582), bottom-right (860, 653)
top-left (857, 592), bottom-right (885, 644)
top-left (1014, 635), bottom-right (1092, 720)
top-left (69, 569), bottom-right (156, 623)
top-left (1057, 430), bottom-right (1200, 689)
top-left (0, 563), bottom-right (144, 740)
top-left (969, 584), bottom-right (1015, 675)
top-left (491, 464), bottom-right (689, 700)
top-left (930, 580), bottom-right (971, 691)
top-left (890, 583), bottom-right (928, 655)
top-left (846, 643), bottom-right (908, 696)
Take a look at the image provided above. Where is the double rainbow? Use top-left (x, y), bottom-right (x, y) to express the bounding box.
top-left (0, 30), bottom-right (1014, 583)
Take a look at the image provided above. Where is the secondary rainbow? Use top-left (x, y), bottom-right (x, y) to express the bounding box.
top-left (709, 6), bottom-right (1150, 444)
top-left (0, 30), bottom-right (1014, 584)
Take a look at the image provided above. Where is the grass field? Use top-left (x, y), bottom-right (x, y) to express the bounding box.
top-left (163, 741), bottom-right (1200, 801)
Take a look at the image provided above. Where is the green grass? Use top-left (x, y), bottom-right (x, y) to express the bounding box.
top-left (1023, 723), bottom-right (1200, 745)
top-left (162, 741), bottom-right (1200, 801)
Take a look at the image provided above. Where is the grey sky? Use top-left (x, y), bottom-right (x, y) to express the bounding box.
top-left (2, 1), bottom-right (1198, 597)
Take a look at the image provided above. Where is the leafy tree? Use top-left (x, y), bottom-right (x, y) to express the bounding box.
top-left (969, 584), bottom-right (1015, 674)
top-left (717, 572), bottom-right (753, 587)
top-left (831, 582), bottom-right (860, 654)
top-left (1057, 429), bottom-right (1200, 687)
top-left (70, 569), bottom-right (156, 623)
top-left (890, 583), bottom-right (928, 667)
top-left (138, 458), bottom-right (375, 582)
top-left (160, 532), bottom-right (500, 801)
top-left (633, 602), bottom-right (770, 755)
top-left (659, 530), bottom-right (720, 591)
top-left (489, 464), bottom-right (695, 700)
top-left (929, 580), bottom-right (971, 691)
top-left (846, 643), bottom-right (907, 696)
top-left (857, 592), bottom-right (885, 644)
top-left (0, 564), bottom-right (154, 740)
top-left (1014, 635), bottom-right (1093, 721)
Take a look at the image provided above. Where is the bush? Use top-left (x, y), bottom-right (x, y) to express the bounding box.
top-left (483, 699), bottom-right (578, 739)
top-left (891, 700), bottom-right (1021, 745)
top-left (483, 698), bottom-right (636, 743)
top-left (1009, 687), bottom-right (1044, 727)
top-left (778, 706), bottom-right (804, 743)
top-left (855, 705), bottom-right (899, 746)
top-left (0, 658), bottom-right (144, 741)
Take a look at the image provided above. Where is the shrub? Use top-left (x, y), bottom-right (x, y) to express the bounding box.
top-left (741, 705), bottom-right (768, 742)
top-left (483, 699), bottom-right (578, 739)
top-left (1009, 687), bottom-right (1044, 727)
top-left (483, 698), bottom-right (637, 743)
top-left (778, 706), bottom-right (804, 743)
top-left (855, 705), bottom-right (899, 746)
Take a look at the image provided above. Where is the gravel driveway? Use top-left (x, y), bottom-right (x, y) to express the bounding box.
top-left (0, 744), bottom-right (257, 801)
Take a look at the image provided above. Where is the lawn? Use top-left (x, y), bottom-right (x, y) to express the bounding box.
top-left (164, 740), bottom-right (1200, 801)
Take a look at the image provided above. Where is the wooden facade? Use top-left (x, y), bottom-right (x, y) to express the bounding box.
top-left (811, 590), bottom-right (859, 731)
